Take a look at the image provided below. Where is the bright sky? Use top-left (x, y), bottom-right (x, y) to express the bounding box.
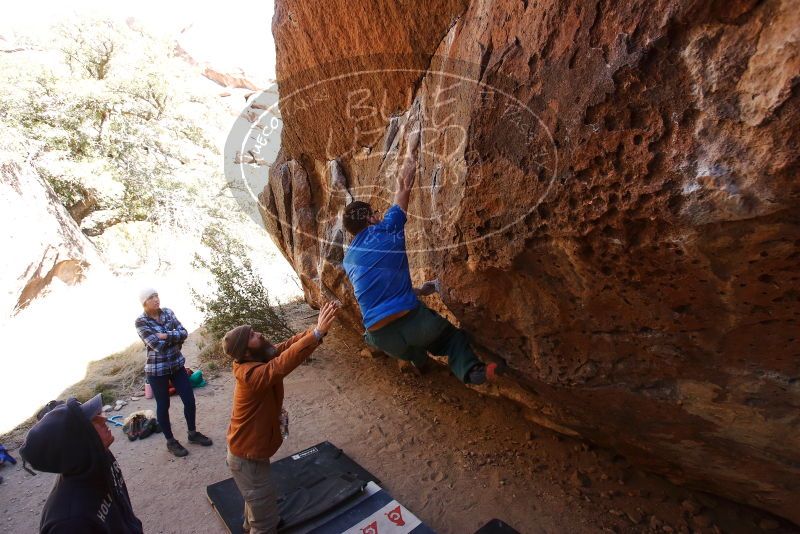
top-left (1, 0), bottom-right (276, 85)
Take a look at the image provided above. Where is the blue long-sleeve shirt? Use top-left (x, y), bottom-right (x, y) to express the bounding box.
top-left (343, 204), bottom-right (419, 329)
top-left (134, 308), bottom-right (188, 377)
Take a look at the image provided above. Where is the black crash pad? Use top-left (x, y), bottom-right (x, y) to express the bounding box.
top-left (207, 441), bottom-right (380, 533)
top-left (474, 518), bottom-right (521, 534)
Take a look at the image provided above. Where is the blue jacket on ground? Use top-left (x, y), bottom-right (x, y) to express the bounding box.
top-left (344, 204), bottom-right (419, 329)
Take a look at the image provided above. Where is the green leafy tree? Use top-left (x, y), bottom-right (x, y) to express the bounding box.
top-left (193, 224), bottom-right (294, 342)
top-left (0, 17), bottom-right (219, 235)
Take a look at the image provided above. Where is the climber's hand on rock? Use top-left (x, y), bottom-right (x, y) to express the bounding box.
top-left (395, 128), bottom-right (420, 211)
top-left (399, 166), bottom-right (416, 193)
top-left (406, 127), bottom-right (420, 155)
top-left (398, 153), bottom-right (417, 191)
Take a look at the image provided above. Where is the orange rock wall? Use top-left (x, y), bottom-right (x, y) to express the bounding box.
top-left (263, 0), bottom-right (800, 521)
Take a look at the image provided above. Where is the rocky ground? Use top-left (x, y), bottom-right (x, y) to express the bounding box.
top-left (0, 307), bottom-right (795, 533)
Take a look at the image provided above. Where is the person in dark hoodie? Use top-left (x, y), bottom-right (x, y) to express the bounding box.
top-left (20, 394), bottom-right (143, 534)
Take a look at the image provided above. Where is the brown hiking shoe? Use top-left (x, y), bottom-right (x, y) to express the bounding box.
top-left (188, 431), bottom-right (213, 446)
top-left (167, 439), bottom-right (188, 457)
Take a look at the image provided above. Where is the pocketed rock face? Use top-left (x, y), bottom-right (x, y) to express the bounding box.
top-left (264, 0), bottom-right (800, 522)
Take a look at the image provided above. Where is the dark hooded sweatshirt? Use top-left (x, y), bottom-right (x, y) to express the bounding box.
top-left (20, 399), bottom-right (143, 534)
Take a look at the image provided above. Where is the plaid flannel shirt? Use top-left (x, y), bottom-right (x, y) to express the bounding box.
top-left (135, 308), bottom-right (188, 377)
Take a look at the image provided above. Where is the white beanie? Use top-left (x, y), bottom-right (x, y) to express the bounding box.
top-left (139, 288), bottom-right (158, 305)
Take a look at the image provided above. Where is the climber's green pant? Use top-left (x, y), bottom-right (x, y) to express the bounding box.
top-left (363, 304), bottom-right (481, 383)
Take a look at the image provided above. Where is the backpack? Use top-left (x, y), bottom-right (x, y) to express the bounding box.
top-left (0, 444), bottom-right (16, 466)
top-left (36, 400), bottom-right (65, 421)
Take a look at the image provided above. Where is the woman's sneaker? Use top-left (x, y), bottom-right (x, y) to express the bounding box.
top-left (188, 431), bottom-right (213, 446)
top-left (167, 439), bottom-right (189, 457)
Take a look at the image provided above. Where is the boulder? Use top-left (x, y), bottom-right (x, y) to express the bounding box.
top-left (259, 0), bottom-right (800, 522)
top-left (0, 155), bottom-right (102, 314)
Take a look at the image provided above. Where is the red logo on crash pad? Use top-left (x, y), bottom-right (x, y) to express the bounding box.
top-left (386, 505), bottom-right (405, 526)
top-left (361, 520), bottom-right (378, 534)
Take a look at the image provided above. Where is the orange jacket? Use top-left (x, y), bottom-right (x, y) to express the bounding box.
top-left (226, 329), bottom-right (321, 460)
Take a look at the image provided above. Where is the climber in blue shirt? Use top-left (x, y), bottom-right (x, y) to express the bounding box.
top-left (343, 129), bottom-right (499, 385)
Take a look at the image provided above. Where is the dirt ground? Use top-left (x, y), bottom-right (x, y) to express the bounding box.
top-left (0, 309), bottom-right (796, 534)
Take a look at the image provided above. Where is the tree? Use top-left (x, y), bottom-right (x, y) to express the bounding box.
top-left (56, 18), bottom-right (119, 80)
top-left (192, 224), bottom-right (294, 342)
top-left (0, 17), bottom-right (219, 236)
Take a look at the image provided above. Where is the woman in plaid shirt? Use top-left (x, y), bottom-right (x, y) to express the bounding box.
top-left (135, 288), bottom-right (213, 457)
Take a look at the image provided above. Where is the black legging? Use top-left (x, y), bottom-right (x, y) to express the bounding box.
top-left (148, 369), bottom-right (196, 441)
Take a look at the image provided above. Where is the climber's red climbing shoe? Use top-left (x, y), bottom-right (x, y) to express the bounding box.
top-left (467, 362), bottom-right (508, 384)
top-left (486, 362), bottom-right (508, 382)
top-left (486, 362), bottom-right (501, 382)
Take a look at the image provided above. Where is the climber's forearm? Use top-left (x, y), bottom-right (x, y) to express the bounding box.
top-left (395, 158), bottom-right (417, 212)
top-left (394, 130), bottom-right (419, 212)
top-left (395, 187), bottom-right (412, 212)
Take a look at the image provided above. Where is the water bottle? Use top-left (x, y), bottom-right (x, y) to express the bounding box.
top-left (280, 409), bottom-right (289, 439)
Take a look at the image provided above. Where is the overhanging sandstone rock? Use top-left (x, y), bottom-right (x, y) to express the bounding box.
top-left (261, 0), bottom-right (800, 522)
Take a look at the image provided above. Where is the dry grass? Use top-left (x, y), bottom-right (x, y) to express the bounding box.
top-left (0, 341), bottom-right (145, 447)
top-left (197, 336), bottom-right (226, 378)
top-left (61, 341), bottom-right (146, 404)
top-left (2, 300), bottom-right (314, 447)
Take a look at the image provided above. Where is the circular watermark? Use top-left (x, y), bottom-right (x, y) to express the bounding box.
top-left (225, 55), bottom-right (558, 255)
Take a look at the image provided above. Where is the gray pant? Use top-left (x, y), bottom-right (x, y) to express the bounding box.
top-left (226, 449), bottom-right (279, 534)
